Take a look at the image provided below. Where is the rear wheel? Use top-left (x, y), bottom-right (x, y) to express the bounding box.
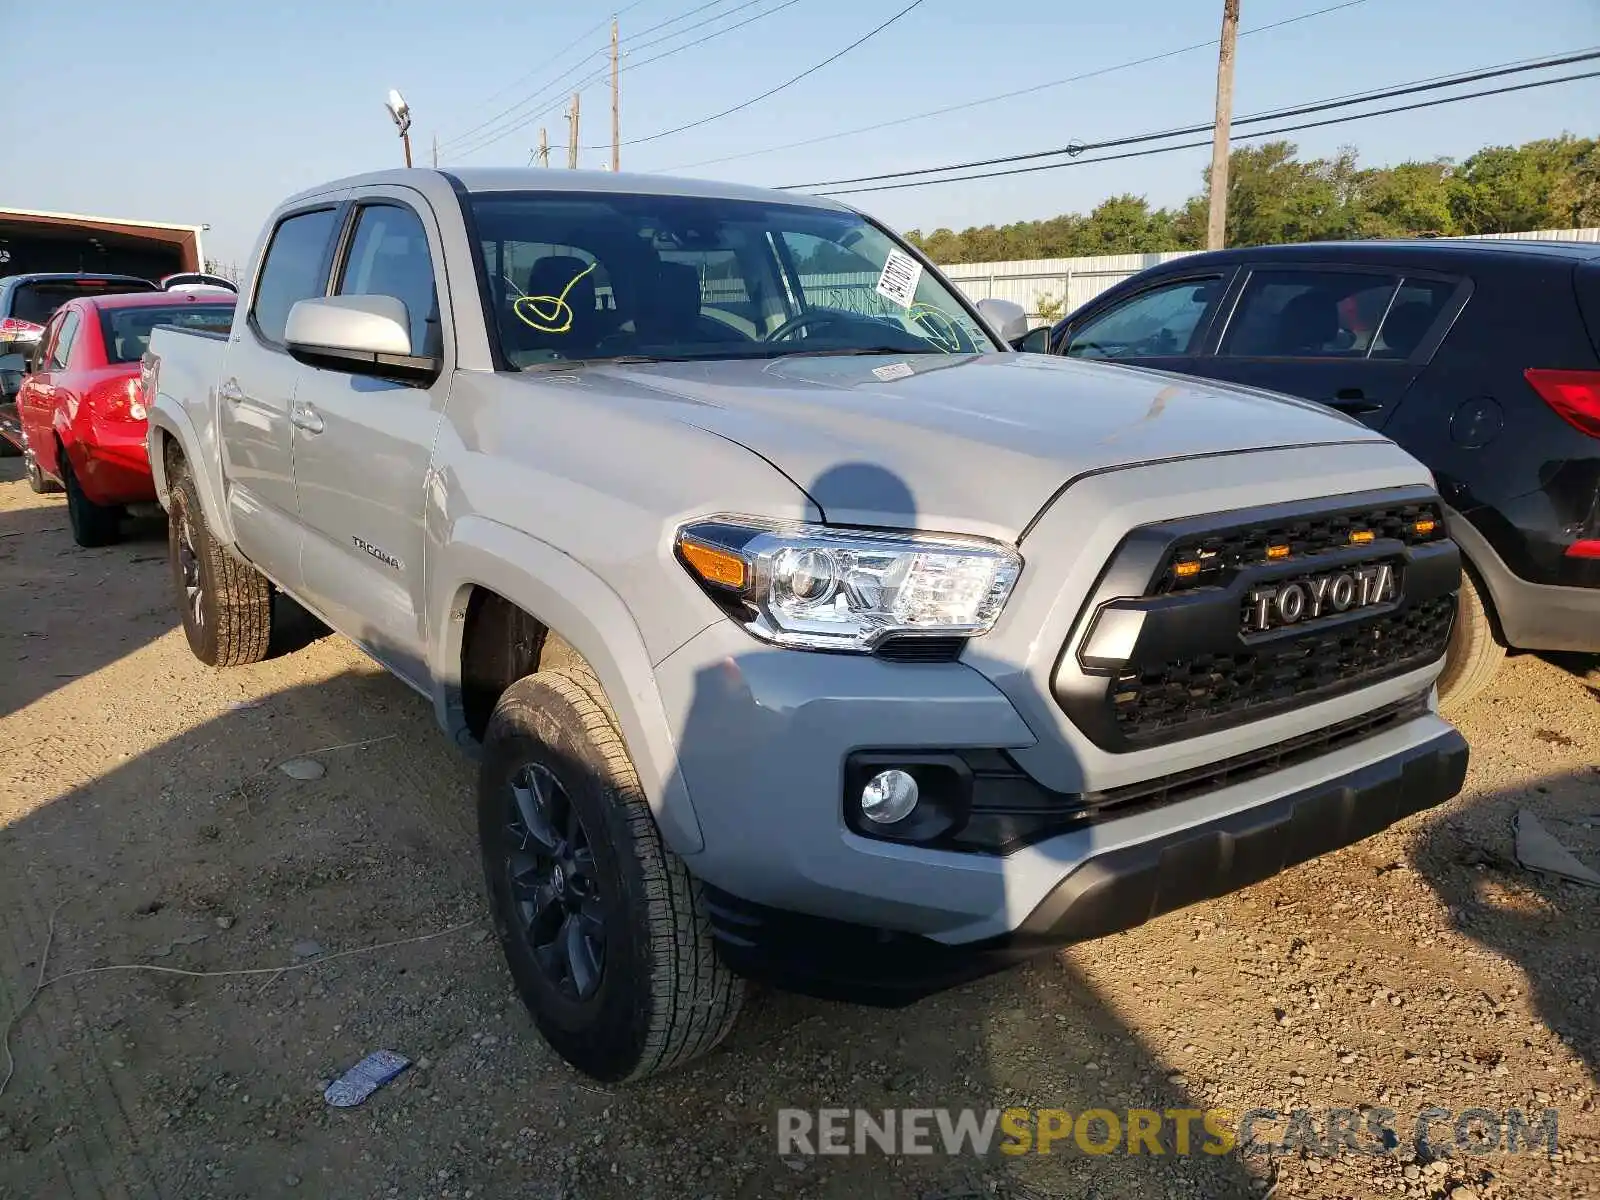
top-left (61, 450), bottom-right (122, 547)
top-left (480, 665), bottom-right (744, 1082)
top-left (1438, 567), bottom-right (1505, 711)
top-left (166, 461), bottom-right (273, 666)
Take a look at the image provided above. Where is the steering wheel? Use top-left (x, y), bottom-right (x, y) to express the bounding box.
top-left (764, 310), bottom-right (855, 343)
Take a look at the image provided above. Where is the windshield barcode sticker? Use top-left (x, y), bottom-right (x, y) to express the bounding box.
top-left (875, 249), bottom-right (923, 310)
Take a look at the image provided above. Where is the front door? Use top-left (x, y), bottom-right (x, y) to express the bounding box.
top-left (289, 195), bottom-right (448, 688)
top-left (1058, 272), bottom-right (1233, 378)
top-left (219, 204), bottom-right (344, 587)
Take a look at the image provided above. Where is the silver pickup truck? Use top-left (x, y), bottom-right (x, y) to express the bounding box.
top-left (145, 168), bottom-right (1468, 1082)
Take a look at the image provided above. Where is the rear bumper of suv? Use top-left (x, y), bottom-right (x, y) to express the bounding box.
top-left (1448, 504), bottom-right (1600, 653)
top-left (704, 722), bottom-right (1467, 1005)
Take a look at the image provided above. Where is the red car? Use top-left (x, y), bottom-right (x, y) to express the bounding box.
top-left (15, 290), bottom-right (234, 546)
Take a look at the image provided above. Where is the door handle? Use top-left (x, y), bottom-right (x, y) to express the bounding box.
top-left (290, 402), bottom-right (324, 434)
top-left (219, 378), bottom-right (245, 403)
top-left (1326, 388), bottom-right (1381, 415)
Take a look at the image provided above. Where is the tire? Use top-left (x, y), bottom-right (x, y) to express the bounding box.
top-left (1438, 566), bottom-right (1505, 711)
top-left (166, 461), bottom-right (273, 667)
top-left (61, 449), bottom-right (122, 547)
top-left (479, 664), bottom-right (744, 1082)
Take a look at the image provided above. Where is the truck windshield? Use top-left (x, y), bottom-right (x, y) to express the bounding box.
top-left (468, 192), bottom-right (997, 368)
top-left (100, 302), bottom-right (236, 363)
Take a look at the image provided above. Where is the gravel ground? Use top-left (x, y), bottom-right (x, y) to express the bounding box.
top-left (0, 456), bottom-right (1596, 1200)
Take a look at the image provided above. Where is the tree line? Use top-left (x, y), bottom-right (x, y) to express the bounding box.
top-left (902, 134), bottom-right (1599, 265)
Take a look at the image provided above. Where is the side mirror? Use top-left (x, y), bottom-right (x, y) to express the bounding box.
top-left (976, 298), bottom-right (1029, 346)
top-left (1014, 326), bottom-right (1052, 354)
top-left (285, 295), bottom-right (439, 384)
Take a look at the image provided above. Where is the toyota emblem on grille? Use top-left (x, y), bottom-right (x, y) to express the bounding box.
top-left (1246, 563), bottom-right (1398, 633)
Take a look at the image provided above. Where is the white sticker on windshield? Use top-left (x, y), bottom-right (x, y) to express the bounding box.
top-left (875, 249), bottom-right (923, 310)
top-left (871, 362), bottom-right (915, 381)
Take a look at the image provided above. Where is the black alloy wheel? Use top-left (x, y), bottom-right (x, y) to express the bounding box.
top-left (503, 762), bottom-right (607, 1000)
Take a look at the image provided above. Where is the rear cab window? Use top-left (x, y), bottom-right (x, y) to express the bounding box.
top-left (250, 208), bottom-right (341, 346)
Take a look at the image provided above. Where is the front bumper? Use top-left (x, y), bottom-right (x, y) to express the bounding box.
top-left (704, 723), bottom-right (1467, 1005)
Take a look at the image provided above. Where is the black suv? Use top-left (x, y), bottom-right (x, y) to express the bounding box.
top-left (1025, 239), bottom-right (1600, 707)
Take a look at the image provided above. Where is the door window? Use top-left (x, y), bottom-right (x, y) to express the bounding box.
top-left (1220, 270), bottom-right (1399, 358)
top-left (49, 311), bottom-right (81, 370)
top-left (1369, 278), bottom-right (1456, 360)
top-left (1063, 278), bottom-right (1222, 359)
top-left (251, 208), bottom-right (340, 346)
top-left (337, 204), bottom-right (441, 357)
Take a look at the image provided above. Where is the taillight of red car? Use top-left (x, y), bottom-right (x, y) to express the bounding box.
top-left (1525, 368), bottom-right (1600, 438)
top-left (86, 375), bottom-right (148, 421)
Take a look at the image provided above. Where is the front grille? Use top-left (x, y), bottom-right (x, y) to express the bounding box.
top-left (1157, 500), bottom-right (1444, 593)
top-left (1086, 693), bottom-right (1430, 818)
top-left (1111, 594), bottom-right (1455, 743)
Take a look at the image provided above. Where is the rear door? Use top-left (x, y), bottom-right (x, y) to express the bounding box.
top-left (1185, 265), bottom-right (1464, 429)
top-left (1056, 272), bottom-right (1233, 377)
top-left (219, 203), bottom-right (344, 588)
top-left (288, 193), bottom-right (449, 686)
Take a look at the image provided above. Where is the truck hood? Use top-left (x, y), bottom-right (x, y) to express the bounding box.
top-left (576, 352), bottom-right (1388, 540)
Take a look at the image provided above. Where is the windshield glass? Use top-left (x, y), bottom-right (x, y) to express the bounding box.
top-left (468, 192), bottom-right (997, 368)
top-left (99, 302), bottom-right (235, 364)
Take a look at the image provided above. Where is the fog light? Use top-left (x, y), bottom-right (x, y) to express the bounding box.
top-left (861, 769), bottom-right (919, 824)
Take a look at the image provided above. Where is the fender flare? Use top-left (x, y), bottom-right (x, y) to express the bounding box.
top-left (146, 397), bottom-right (236, 547)
top-left (431, 515), bottom-right (707, 855)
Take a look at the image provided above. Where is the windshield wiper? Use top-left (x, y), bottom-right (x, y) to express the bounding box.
top-left (767, 345), bottom-right (936, 359)
top-left (521, 354), bottom-right (694, 372)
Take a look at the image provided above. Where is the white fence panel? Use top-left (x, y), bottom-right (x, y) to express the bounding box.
top-left (935, 228), bottom-right (1600, 324)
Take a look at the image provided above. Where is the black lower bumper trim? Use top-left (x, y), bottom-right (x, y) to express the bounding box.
top-left (703, 727), bottom-right (1467, 1006)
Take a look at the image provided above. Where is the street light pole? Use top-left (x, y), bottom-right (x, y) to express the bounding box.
top-left (385, 89), bottom-right (414, 168)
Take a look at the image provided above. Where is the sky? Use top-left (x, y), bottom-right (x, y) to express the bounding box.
top-left (8, 0), bottom-right (1598, 267)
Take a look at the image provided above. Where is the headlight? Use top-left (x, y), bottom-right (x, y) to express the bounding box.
top-left (675, 516), bottom-right (1021, 652)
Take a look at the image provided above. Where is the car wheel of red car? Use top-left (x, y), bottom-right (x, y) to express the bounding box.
top-left (62, 451), bottom-right (123, 547)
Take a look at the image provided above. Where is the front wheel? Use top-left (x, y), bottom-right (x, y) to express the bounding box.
top-left (479, 665), bottom-right (744, 1082)
top-left (23, 441), bottom-right (60, 494)
top-left (165, 463), bottom-right (273, 666)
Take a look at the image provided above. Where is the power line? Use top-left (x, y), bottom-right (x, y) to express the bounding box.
top-left (610, 0), bottom-right (927, 149)
top-left (440, 0), bottom-right (653, 149)
top-left (660, 0), bottom-right (1370, 173)
top-left (444, 0), bottom-right (806, 161)
top-left (812, 67), bottom-right (1600, 196)
top-left (783, 47), bottom-right (1600, 190)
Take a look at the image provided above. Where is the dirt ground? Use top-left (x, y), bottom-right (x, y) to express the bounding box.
top-left (0, 455), bottom-right (1596, 1200)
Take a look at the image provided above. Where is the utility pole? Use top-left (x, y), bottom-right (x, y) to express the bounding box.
top-left (1205, 0), bottom-right (1240, 250)
top-left (431, 134), bottom-right (438, 168)
top-left (567, 93), bottom-right (580, 169)
top-left (611, 19), bottom-right (621, 172)
top-left (538, 127), bottom-right (549, 167)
